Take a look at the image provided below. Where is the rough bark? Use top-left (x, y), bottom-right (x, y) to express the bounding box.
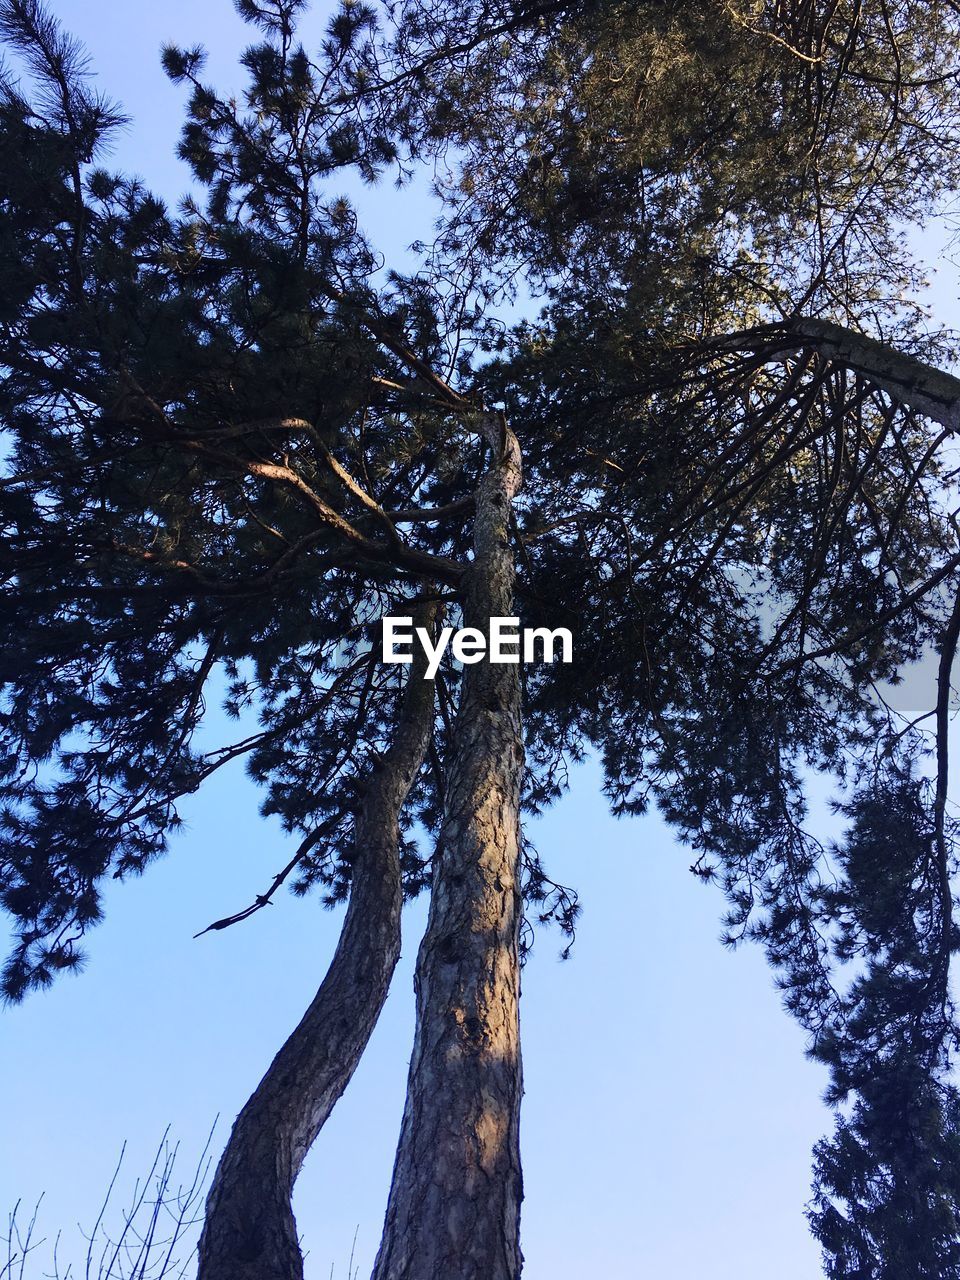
top-left (196, 614), bottom-right (436, 1280)
top-left (371, 413), bottom-right (525, 1280)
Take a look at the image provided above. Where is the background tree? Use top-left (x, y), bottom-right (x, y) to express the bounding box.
top-left (3, 1133), bottom-right (212, 1280)
top-left (5, 1), bottom-right (960, 1278)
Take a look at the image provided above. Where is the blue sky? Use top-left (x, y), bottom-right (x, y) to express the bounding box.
top-left (2, 3), bottom-right (959, 1277)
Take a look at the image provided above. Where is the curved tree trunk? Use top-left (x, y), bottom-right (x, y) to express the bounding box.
top-left (197, 614), bottom-right (436, 1280)
top-left (371, 413), bottom-right (525, 1280)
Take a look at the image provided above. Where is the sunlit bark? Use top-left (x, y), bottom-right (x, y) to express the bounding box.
top-left (371, 415), bottom-right (525, 1280)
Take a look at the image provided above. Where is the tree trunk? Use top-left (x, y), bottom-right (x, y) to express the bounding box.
top-left (371, 413), bottom-right (525, 1280)
top-left (196, 614), bottom-right (436, 1280)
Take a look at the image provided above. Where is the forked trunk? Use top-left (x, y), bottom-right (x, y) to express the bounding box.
top-left (196, 616), bottom-right (436, 1280)
top-left (371, 414), bottom-right (525, 1280)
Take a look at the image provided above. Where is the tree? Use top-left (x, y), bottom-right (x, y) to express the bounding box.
top-left (3, 1), bottom-right (960, 1277)
top-left (199, 603), bottom-right (437, 1280)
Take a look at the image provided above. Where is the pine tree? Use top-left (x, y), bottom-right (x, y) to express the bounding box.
top-left (4, 2), bottom-right (960, 1277)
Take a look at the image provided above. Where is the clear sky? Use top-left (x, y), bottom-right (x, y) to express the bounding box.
top-left (2, 4), bottom-right (959, 1278)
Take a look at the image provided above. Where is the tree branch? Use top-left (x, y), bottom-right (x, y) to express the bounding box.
top-left (715, 317), bottom-right (960, 430)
